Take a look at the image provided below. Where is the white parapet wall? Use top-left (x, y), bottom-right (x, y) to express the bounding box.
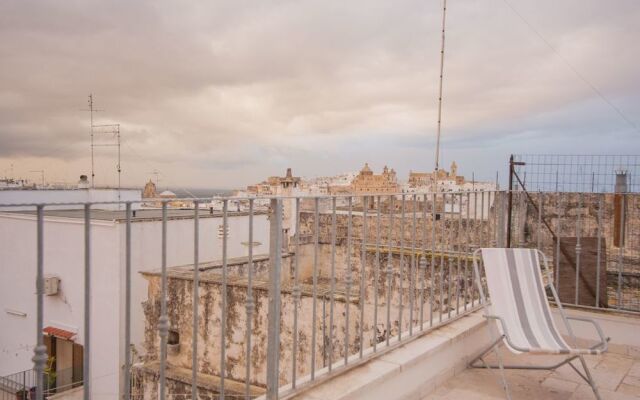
top-left (282, 310), bottom-right (492, 400)
top-left (0, 189), bottom-right (142, 211)
top-left (282, 306), bottom-right (640, 400)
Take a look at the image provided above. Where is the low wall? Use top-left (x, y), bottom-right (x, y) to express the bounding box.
top-left (283, 310), bottom-right (491, 400)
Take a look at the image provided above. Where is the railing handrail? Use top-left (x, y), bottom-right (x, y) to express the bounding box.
top-left (0, 189), bottom-right (505, 208)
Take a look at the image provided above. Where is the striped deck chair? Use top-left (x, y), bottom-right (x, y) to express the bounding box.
top-left (470, 248), bottom-right (608, 400)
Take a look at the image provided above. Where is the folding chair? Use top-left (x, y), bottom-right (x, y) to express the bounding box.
top-left (470, 248), bottom-right (609, 400)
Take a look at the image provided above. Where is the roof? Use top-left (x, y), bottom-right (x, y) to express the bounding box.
top-left (43, 326), bottom-right (76, 340)
top-left (159, 190), bottom-right (176, 197)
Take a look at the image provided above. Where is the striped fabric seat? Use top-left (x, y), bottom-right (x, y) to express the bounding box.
top-left (481, 248), bottom-right (602, 355)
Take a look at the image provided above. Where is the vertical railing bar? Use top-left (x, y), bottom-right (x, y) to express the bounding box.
top-left (329, 197), bottom-right (336, 370)
top-left (409, 194), bottom-right (416, 336)
top-left (398, 194), bottom-right (405, 341)
top-left (344, 197), bottom-right (352, 365)
top-left (447, 193), bottom-right (454, 319)
top-left (419, 194), bottom-right (427, 331)
top-left (595, 195), bottom-right (603, 308)
top-left (537, 192), bottom-right (543, 250)
top-left (373, 196), bottom-right (381, 351)
top-left (439, 193), bottom-right (445, 323)
top-left (386, 195), bottom-right (394, 346)
top-left (159, 202), bottom-right (168, 400)
top-left (245, 199), bottom-right (254, 399)
top-left (192, 201), bottom-right (200, 399)
top-left (292, 198), bottom-right (301, 387)
top-left (430, 193), bottom-right (436, 327)
top-left (456, 193), bottom-right (462, 314)
top-left (322, 293), bottom-right (327, 368)
top-left (482, 191), bottom-right (486, 246)
top-left (617, 195), bottom-right (625, 309)
top-left (464, 192), bottom-right (470, 311)
top-left (575, 194), bottom-right (582, 305)
top-left (555, 194), bottom-right (561, 290)
top-left (220, 200), bottom-right (228, 399)
top-left (83, 204), bottom-right (91, 400)
top-left (266, 199), bottom-right (282, 400)
top-left (490, 191), bottom-right (496, 248)
top-left (471, 191), bottom-right (477, 307)
top-left (124, 203), bottom-right (132, 400)
top-left (359, 197), bottom-right (367, 358)
top-left (33, 205), bottom-right (46, 400)
top-left (310, 198), bottom-right (319, 379)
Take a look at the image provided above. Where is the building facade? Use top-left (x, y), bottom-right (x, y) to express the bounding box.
top-left (351, 163), bottom-right (399, 194)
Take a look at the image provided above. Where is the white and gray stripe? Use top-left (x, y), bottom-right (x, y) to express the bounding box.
top-left (481, 248), bottom-right (601, 355)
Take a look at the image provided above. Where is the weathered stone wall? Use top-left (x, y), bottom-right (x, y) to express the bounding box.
top-left (515, 192), bottom-right (639, 259)
top-left (513, 192), bottom-right (640, 309)
top-left (141, 270), bottom-right (364, 389)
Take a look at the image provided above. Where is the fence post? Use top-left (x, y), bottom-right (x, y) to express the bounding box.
top-left (266, 199), bottom-right (283, 399)
top-left (506, 155), bottom-right (514, 248)
top-left (497, 192), bottom-right (506, 248)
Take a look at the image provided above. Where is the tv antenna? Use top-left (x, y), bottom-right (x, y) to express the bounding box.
top-left (149, 169), bottom-right (161, 186)
top-left (81, 94), bottom-right (103, 187)
top-left (82, 94), bottom-right (122, 205)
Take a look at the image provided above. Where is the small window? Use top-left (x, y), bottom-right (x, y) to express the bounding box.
top-left (168, 329), bottom-right (179, 345)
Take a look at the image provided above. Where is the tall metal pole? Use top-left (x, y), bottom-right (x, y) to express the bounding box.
top-left (117, 125), bottom-right (121, 209)
top-left (89, 94), bottom-right (95, 188)
top-left (506, 156), bottom-right (514, 248)
top-left (434, 0), bottom-right (448, 173)
top-left (506, 156), bottom-right (526, 248)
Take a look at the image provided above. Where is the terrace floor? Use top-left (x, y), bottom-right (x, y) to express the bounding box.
top-left (423, 348), bottom-right (640, 399)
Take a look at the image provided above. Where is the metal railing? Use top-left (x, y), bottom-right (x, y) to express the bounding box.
top-left (0, 189), bottom-right (567, 400)
top-left (0, 367), bottom-right (81, 400)
top-left (511, 154), bottom-right (640, 193)
top-left (509, 190), bottom-right (640, 313)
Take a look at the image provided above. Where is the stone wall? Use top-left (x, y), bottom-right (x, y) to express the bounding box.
top-left (139, 267), bottom-right (364, 390)
top-left (513, 192), bottom-right (640, 309)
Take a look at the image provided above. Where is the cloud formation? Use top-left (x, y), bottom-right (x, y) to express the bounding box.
top-left (0, 0), bottom-right (639, 188)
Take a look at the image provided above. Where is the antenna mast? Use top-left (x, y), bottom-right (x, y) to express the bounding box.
top-left (84, 94), bottom-right (102, 188)
top-left (92, 123), bottom-right (122, 204)
top-left (434, 0), bottom-right (448, 173)
top-left (84, 94), bottom-right (122, 207)
top-left (149, 169), bottom-right (161, 187)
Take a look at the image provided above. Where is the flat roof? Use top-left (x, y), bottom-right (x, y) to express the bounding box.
top-left (4, 208), bottom-right (267, 222)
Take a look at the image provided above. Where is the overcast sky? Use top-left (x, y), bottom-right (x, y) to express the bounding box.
top-left (1, 0), bottom-right (639, 189)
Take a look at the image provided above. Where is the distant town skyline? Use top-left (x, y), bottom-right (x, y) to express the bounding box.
top-left (1, 0), bottom-right (639, 189)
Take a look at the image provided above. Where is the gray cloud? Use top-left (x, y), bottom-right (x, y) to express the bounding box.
top-left (0, 0), bottom-right (639, 188)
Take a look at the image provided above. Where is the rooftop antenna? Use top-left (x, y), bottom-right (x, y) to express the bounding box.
top-left (433, 0), bottom-right (448, 190)
top-left (29, 170), bottom-right (45, 187)
top-left (81, 94), bottom-right (102, 188)
top-left (82, 94), bottom-right (122, 207)
top-left (149, 169), bottom-right (161, 186)
top-left (92, 123), bottom-right (122, 204)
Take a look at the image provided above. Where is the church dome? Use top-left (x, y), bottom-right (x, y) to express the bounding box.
top-left (159, 190), bottom-right (176, 198)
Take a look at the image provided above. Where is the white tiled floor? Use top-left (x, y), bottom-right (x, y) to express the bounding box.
top-left (423, 349), bottom-right (640, 399)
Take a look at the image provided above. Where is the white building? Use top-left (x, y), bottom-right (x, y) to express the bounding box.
top-left (0, 207), bottom-right (270, 398)
top-left (0, 188), bottom-right (142, 211)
